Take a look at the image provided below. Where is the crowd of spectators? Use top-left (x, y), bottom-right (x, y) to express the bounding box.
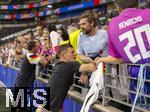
top-left (0, 1), bottom-right (150, 111)
top-left (0, 8), bottom-right (112, 66)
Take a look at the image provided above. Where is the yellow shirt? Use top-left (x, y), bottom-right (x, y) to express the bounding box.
top-left (69, 29), bottom-right (81, 53)
top-left (69, 29), bottom-right (82, 62)
top-left (60, 40), bottom-right (69, 45)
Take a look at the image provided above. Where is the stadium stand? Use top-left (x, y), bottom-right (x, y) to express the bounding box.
top-left (0, 0), bottom-right (149, 112)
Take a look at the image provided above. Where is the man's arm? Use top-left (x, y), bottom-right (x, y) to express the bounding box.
top-left (79, 63), bottom-right (96, 72)
top-left (95, 56), bottom-right (123, 65)
top-left (39, 56), bottom-right (49, 65)
top-left (78, 54), bottom-right (93, 63)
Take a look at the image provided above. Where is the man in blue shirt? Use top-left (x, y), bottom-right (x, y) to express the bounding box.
top-left (77, 14), bottom-right (108, 63)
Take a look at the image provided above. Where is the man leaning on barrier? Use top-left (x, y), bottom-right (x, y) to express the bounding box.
top-left (11, 41), bottom-right (51, 112)
top-left (15, 41), bottom-right (50, 87)
top-left (95, 0), bottom-right (150, 64)
top-left (46, 44), bottom-right (97, 112)
top-left (95, 0), bottom-right (150, 111)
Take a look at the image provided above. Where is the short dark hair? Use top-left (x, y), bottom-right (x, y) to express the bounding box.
top-left (48, 24), bottom-right (56, 32)
top-left (27, 41), bottom-right (36, 51)
top-left (115, 0), bottom-right (138, 9)
top-left (79, 14), bottom-right (96, 27)
top-left (57, 44), bottom-right (73, 57)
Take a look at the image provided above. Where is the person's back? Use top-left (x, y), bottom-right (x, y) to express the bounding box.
top-left (107, 1), bottom-right (150, 110)
top-left (108, 8), bottom-right (150, 64)
top-left (49, 61), bottom-right (80, 112)
top-left (15, 54), bottom-right (36, 87)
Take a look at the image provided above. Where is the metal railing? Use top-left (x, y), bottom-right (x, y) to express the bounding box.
top-left (4, 58), bottom-right (150, 112)
top-left (102, 63), bottom-right (150, 112)
top-left (36, 63), bottom-right (53, 78)
top-left (71, 63), bottom-right (150, 112)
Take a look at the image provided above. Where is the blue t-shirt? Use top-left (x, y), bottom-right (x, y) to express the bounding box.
top-left (77, 29), bottom-right (108, 59)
